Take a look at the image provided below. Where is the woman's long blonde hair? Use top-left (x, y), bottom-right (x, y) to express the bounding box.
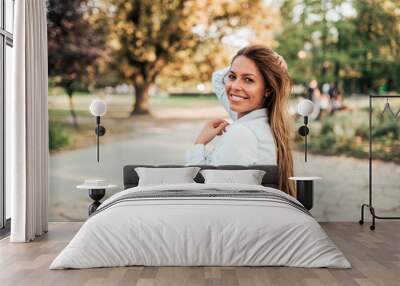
top-left (232, 45), bottom-right (295, 196)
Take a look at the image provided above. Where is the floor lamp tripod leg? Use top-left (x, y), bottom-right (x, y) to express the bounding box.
top-left (359, 204), bottom-right (367, 225)
top-left (369, 206), bottom-right (376, 230)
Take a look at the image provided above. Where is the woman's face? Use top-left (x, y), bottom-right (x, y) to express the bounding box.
top-left (225, 55), bottom-right (267, 117)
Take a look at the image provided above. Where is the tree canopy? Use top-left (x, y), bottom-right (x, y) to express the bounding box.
top-left (47, 0), bottom-right (400, 119)
top-left (47, 0), bottom-right (107, 126)
top-left (276, 0), bottom-right (400, 93)
top-left (95, 0), bottom-right (280, 114)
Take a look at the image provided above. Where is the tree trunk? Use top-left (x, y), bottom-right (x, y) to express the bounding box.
top-left (131, 81), bottom-right (151, 116)
top-left (67, 91), bottom-right (79, 129)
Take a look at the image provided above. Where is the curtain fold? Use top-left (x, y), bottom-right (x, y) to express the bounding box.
top-left (9, 0), bottom-right (48, 242)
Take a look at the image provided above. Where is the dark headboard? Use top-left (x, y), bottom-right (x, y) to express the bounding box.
top-left (123, 165), bottom-right (280, 190)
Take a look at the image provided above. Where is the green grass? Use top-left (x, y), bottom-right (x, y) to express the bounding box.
top-left (150, 95), bottom-right (218, 107)
top-left (49, 121), bottom-right (71, 151)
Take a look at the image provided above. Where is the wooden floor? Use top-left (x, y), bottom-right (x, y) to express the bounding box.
top-left (0, 222), bottom-right (399, 286)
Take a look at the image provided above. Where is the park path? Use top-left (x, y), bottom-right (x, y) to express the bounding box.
top-left (49, 120), bottom-right (400, 222)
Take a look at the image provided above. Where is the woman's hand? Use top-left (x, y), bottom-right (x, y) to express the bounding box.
top-left (194, 119), bottom-right (230, 145)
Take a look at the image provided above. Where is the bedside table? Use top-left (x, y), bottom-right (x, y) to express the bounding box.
top-left (289, 177), bottom-right (321, 210)
top-left (77, 183), bottom-right (117, 215)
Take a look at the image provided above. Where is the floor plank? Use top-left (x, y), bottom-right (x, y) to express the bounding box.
top-left (0, 222), bottom-right (399, 286)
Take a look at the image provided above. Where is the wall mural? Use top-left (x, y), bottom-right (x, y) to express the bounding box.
top-left (47, 0), bottom-right (400, 222)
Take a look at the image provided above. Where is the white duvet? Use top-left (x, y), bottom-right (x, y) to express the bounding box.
top-left (50, 183), bottom-right (351, 269)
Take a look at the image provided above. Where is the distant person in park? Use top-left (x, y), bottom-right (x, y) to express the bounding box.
top-left (306, 79), bottom-right (321, 119)
top-left (185, 45), bottom-right (294, 195)
top-left (328, 82), bottom-right (338, 100)
top-left (329, 83), bottom-right (352, 114)
top-left (307, 79), bottom-right (321, 101)
top-left (306, 79), bottom-right (330, 120)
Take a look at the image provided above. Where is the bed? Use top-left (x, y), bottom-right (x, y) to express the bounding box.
top-left (50, 165), bottom-right (350, 269)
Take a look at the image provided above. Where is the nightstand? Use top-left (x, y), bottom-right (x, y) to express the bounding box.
top-left (77, 182), bottom-right (117, 216)
top-left (289, 177), bottom-right (321, 210)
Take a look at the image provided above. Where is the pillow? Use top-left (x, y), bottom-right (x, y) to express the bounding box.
top-left (200, 169), bottom-right (266, 185)
top-left (135, 167), bottom-right (201, 186)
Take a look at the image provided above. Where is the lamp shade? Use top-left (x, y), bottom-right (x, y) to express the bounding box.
top-left (89, 99), bottom-right (107, 116)
top-left (297, 99), bottom-right (314, 116)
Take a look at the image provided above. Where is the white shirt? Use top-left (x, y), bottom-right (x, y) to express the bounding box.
top-left (185, 67), bottom-right (277, 166)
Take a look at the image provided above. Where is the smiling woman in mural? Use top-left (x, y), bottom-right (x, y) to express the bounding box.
top-left (186, 45), bottom-right (294, 195)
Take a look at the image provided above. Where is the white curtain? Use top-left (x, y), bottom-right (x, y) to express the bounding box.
top-left (8, 0), bottom-right (49, 242)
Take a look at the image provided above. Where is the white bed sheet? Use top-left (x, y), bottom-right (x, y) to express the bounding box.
top-left (50, 183), bottom-right (350, 269)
